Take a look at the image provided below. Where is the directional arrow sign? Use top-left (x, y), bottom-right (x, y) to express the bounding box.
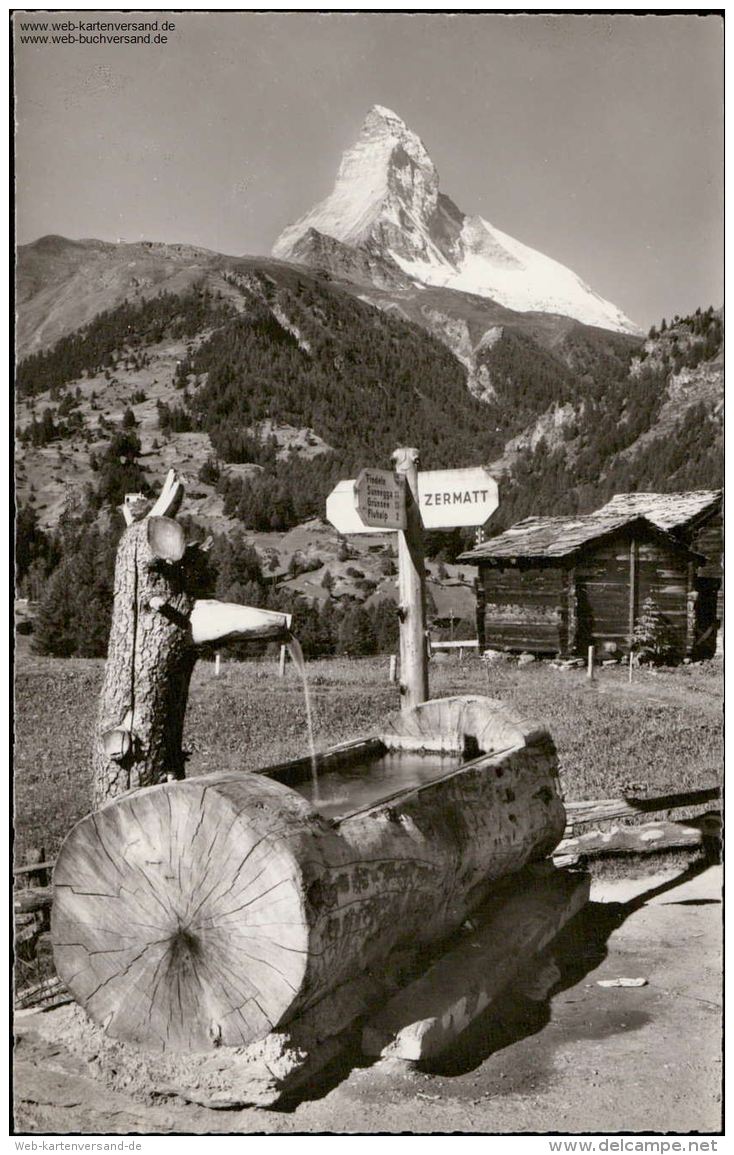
top-left (355, 468), bottom-right (407, 530)
top-left (327, 466), bottom-right (499, 534)
top-left (326, 478), bottom-right (385, 535)
top-left (417, 467), bottom-right (499, 529)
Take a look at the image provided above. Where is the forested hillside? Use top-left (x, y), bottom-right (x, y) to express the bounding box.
top-left (486, 307), bottom-right (724, 531)
top-left (15, 242), bottom-right (723, 659)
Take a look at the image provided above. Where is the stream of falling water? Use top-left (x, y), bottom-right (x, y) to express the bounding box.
top-left (286, 636), bottom-right (321, 803)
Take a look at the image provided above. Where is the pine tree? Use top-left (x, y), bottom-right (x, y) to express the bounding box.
top-left (32, 523), bottom-right (117, 657)
top-left (337, 605), bottom-right (377, 656)
top-left (632, 597), bottom-right (674, 665)
top-left (370, 598), bottom-right (399, 653)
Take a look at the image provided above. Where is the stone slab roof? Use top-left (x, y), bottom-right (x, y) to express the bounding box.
top-left (458, 512), bottom-right (705, 564)
top-left (596, 490), bottom-right (721, 531)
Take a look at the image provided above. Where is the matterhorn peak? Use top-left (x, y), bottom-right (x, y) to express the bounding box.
top-left (273, 105), bottom-right (439, 257)
top-left (273, 108), bottom-right (640, 335)
top-left (365, 104), bottom-right (406, 126)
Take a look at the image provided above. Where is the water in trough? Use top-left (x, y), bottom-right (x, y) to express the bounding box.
top-left (293, 750), bottom-right (461, 820)
top-left (285, 635), bottom-right (461, 819)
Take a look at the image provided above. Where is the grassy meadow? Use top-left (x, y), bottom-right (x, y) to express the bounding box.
top-left (14, 650), bottom-right (723, 862)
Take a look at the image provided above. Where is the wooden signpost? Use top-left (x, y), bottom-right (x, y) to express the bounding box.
top-left (327, 451), bottom-right (498, 709)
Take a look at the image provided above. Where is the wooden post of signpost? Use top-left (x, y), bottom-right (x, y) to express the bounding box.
top-left (327, 457), bottom-right (497, 710)
top-left (392, 447), bottom-right (429, 709)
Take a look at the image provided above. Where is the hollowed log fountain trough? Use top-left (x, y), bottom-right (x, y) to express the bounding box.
top-left (50, 469), bottom-right (588, 1103)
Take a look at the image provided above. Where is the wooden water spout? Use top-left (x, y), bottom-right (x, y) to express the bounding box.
top-left (53, 696), bottom-right (566, 1053)
top-left (91, 469), bottom-right (292, 807)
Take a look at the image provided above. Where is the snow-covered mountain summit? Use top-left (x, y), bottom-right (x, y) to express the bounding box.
top-left (273, 106), bottom-right (640, 335)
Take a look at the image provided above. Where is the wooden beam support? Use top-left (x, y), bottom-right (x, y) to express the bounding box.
top-left (15, 976), bottom-right (69, 1011)
top-left (628, 536), bottom-right (638, 653)
top-left (13, 860), bottom-right (54, 879)
top-left (14, 887), bottom-right (53, 913)
top-left (566, 566), bottom-right (578, 657)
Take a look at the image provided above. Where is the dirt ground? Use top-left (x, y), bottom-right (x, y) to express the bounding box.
top-left (13, 861), bottom-right (721, 1136)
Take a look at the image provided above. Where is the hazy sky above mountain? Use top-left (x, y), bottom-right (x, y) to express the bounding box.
top-left (14, 11), bottom-right (722, 329)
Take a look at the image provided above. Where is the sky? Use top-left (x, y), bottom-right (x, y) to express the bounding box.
top-left (14, 11), bottom-right (723, 330)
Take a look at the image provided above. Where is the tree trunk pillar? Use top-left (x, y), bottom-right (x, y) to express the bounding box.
top-left (92, 516), bottom-right (197, 807)
top-left (91, 470), bottom-right (292, 808)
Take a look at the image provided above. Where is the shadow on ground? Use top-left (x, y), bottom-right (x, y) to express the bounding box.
top-left (281, 856), bottom-right (713, 1109)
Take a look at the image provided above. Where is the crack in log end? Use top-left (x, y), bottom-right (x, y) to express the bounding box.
top-left (168, 926), bottom-right (203, 971)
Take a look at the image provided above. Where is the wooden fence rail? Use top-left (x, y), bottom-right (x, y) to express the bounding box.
top-left (554, 811), bottom-right (720, 865)
top-left (564, 786), bottom-right (720, 832)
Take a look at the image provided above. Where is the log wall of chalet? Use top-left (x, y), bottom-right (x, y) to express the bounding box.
top-left (479, 563), bottom-right (567, 654)
top-left (475, 526), bottom-right (696, 659)
top-left (574, 537), bottom-right (634, 654)
top-left (571, 532), bottom-right (692, 657)
top-left (635, 541), bottom-right (692, 655)
top-left (687, 508), bottom-right (723, 582)
top-left (687, 508), bottom-right (724, 648)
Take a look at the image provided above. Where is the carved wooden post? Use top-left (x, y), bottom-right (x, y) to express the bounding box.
top-left (92, 470), bottom-right (292, 808)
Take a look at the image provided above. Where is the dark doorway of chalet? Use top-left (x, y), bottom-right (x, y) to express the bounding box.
top-left (693, 578), bottom-right (720, 660)
top-left (574, 579), bottom-right (620, 659)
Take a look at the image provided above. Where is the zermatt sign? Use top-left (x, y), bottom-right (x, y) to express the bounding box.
top-left (417, 468), bottom-right (499, 529)
top-left (326, 466), bottom-right (498, 534)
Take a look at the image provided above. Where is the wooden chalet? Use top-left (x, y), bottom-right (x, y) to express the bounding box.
top-left (596, 490), bottom-right (722, 652)
top-left (458, 507), bottom-right (714, 661)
